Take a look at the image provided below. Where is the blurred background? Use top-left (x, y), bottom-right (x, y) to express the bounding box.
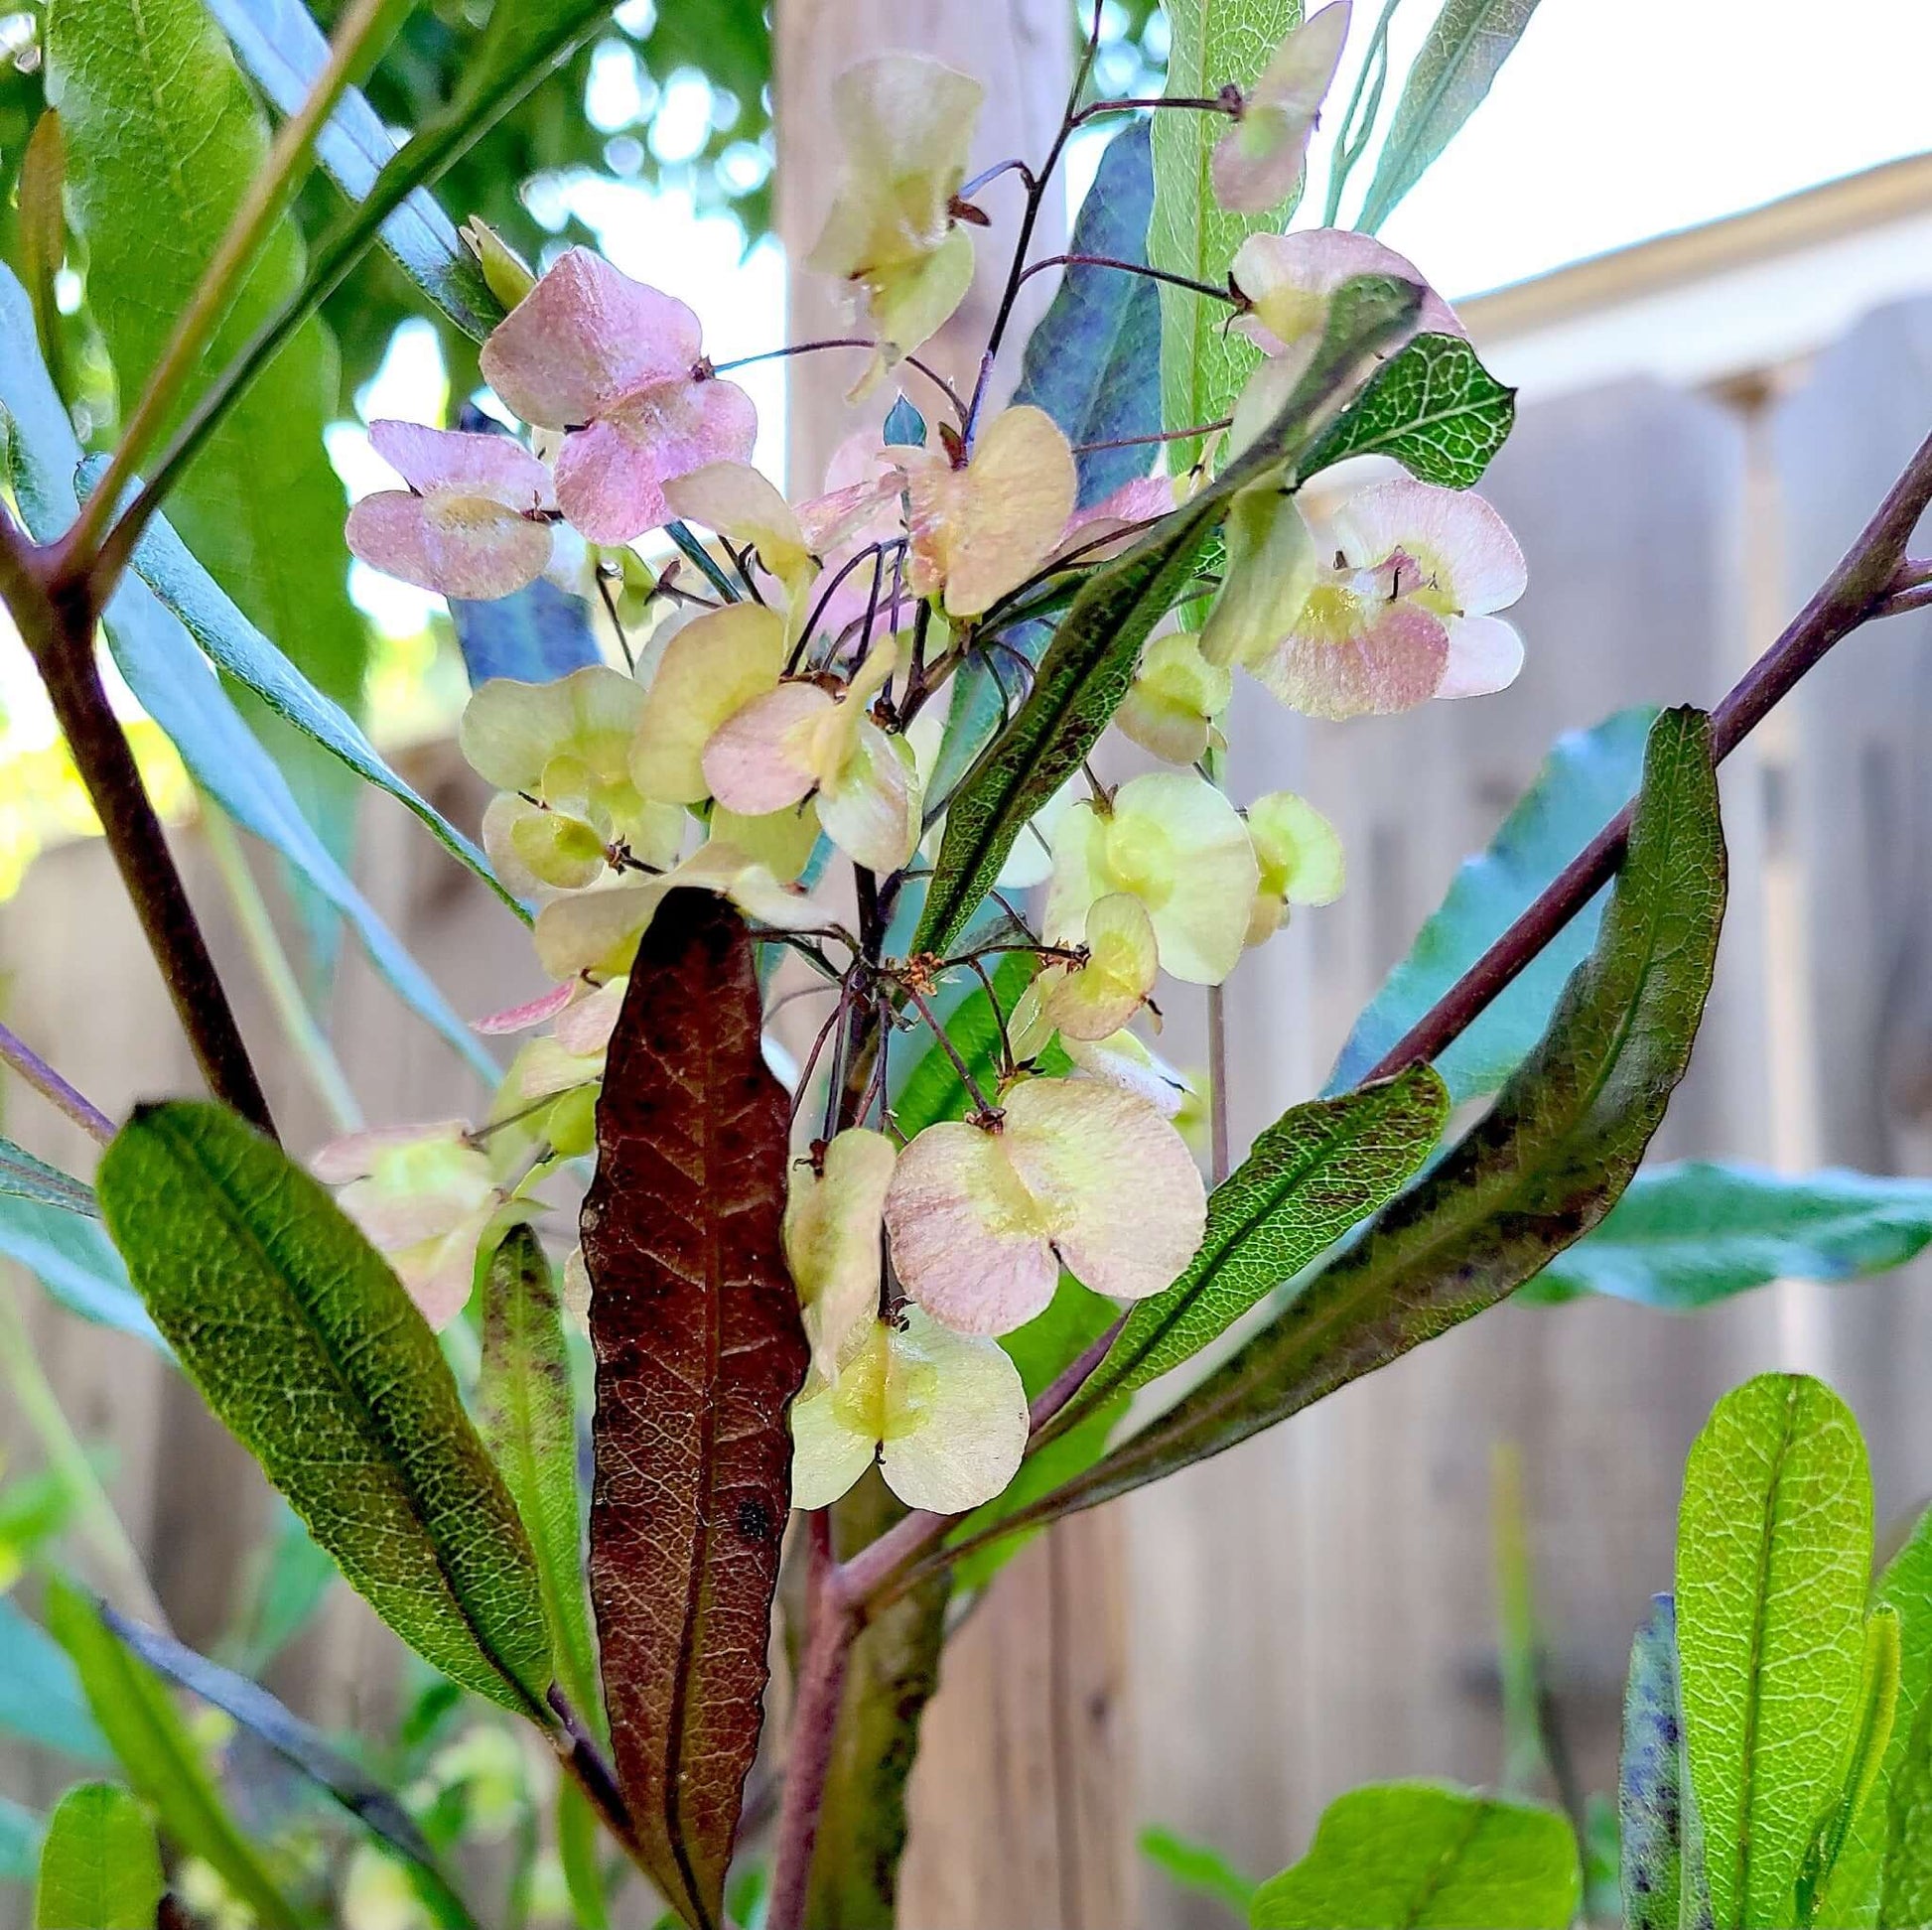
top-left (7, 0), bottom-right (1932, 1924)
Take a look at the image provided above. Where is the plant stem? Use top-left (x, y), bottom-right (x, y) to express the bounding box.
top-left (201, 804), bottom-right (363, 1134)
top-left (0, 1020), bottom-right (115, 1146)
top-left (1072, 94), bottom-right (1239, 124)
top-left (20, 588), bottom-right (275, 1138)
top-left (707, 339), bottom-right (968, 423)
top-left (73, 0), bottom-right (402, 593)
top-left (0, 1284), bottom-right (168, 1628)
top-left (1363, 429), bottom-right (1932, 1083)
top-left (1015, 252), bottom-right (1237, 306)
top-left (766, 1515), bottom-right (856, 1930)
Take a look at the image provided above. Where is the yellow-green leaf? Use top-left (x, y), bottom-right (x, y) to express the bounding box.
top-left (34, 1783), bottom-right (162, 1930)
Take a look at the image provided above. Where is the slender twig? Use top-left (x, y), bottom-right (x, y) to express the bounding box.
top-left (1323, 0), bottom-right (1402, 224)
top-left (73, 0), bottom-right (400, 591)
top-left (664, 520), bottom-right (742, 604)
top-left (20, 587), bottom-right (275, 1137)
top-left (709, 338), bottom-right (969, 425)
top-left (593, 565), bottom-right (636, 673)
top-left (0, 1020), bottom-right (114, 1146)
top-left (1014, 251), bottom-right (1238, 307)
top-left (201, 805), bottom-right (362, 1134)
top-left (958, 156), bottom-right (1037, 199)
top-left (766, 1513), bottom-right (856, 1930)
top-left (899, 982), bottom-right (1000, 1120)
top-left (1072, 94), bottom-right (1240, 125)
top-left (544, 1685), bottom-right (643, 1873)
top-left (1071, 418), bottom-right (1231, 457)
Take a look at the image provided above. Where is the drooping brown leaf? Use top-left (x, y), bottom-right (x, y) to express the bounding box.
top-left (582, 889), bottom-right (807, 1930)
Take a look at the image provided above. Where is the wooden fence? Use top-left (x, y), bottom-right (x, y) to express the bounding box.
top-left (5, 290), bottom-right (1932, 1927)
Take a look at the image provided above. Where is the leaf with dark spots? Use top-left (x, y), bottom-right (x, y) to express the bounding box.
top-left (1620, 1594), bottom-right (1693, 1930)
top-left (583, 890), bottom-right (807, 1930)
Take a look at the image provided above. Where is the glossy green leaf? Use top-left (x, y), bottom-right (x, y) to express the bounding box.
top-left (916, 275), bottom-right (1422, 958)
top-left (1327, 706), bottom-right (1657, 1103)
top-left (33, 1783), bottom-right (162, 1930)
top-left (0, 267), bottom-right (498, 1084)
top-left (1676, 1374), bottom-right (1871, 1930)
top-left (1014, 117), bottom-right (1162, 508)
top-left (0, 1795), bottom-right (40, 1882)
top-left (201, 0), bottom-right (502, 341)
top-left (1075, 1065), bottom-right (1449, 1412)
top-left (1302, 333), bottom-right (1516, 488)
top-left (0, 1192), bottom-right (159, 1346)
top-left (984, 707), bottom-right (1725, 1540)
top-left (48, 0), bottom-right (371, 879)
top-left (1249, 1782), bottom-right (1580, 1928)
top-left (478, 1224), bottom-right (601, 1734)
top-left (89, 459), bottom-right (521, 921)
top-left (1618, 1594), bottom-right (1694, 1930)
top-left (0, 1141), bottom-right (96, 1219)
top-left (1356, 0), bottom-right (1545, 232)
top-left (1141, 1825), bottom-right (1258, 1916)
top-left (94, 1101), bottom-right (552, 1717)
top-left (0, 1595), bottom-right (108, 1763)
top-left (1521, 1163), bottom-right (1932, 1310)
top-left (97, 1603), bottom-right (476, 1923)
top-left (46, 1581), bottom-right (301, 1928)
top-left (1151, 0), bottom-right (1299, 476)
top-left (1798, 1604), bottom-right (1899, 1926)
top-left (804, 1471), bottom-right (951, 1930)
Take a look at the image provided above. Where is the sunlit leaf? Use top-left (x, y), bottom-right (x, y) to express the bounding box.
top-left (33, 1783), bottom-right (161, 1930)
top-left (1303, 332), bottom-right (1515, 488)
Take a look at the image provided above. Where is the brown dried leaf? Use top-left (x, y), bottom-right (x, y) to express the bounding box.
top-left (582, 889), bottom-right (808, 1930)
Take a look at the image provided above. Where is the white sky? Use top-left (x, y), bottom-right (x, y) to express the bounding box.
top-left (1362, 0), bottom-right (1932, 298)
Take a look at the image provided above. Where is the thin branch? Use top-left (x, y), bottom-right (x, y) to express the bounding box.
top-left (958, 156), bottom-right (1037, 199)
top-left (1015, 251), bottom-right (1238, 307)
top-left (664, 520), bottom-right (742, 604)
top-left (1072, 93), bottom-right (1240, 125)
top-left (0, 1019), bottom-right (115, 1146)
top-left (73, 0), bottom-right (400, 590)
top-left (708, 337), bottom-right (969, 425)
top-left (23, 595), bottom-right (276, 1138)
top-left (1070, 418), bottom-right (1231, 457)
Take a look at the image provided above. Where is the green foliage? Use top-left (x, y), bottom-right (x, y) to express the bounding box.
top-left (1798, 1604), bottom-right (1899, 1926)
top-left (0, 1140), bottom-right (94, 1219)
top-left (1676, 1375), bottom-right (1871, 1929)
top-left (94, 1101), bottom-right (553, 1716)
top-left (0, 265), bottom-right (494, 1082)
top-left (33, 1782), bottom-right (162, 1930)
top-left (0, 1190), bottom-right (158, 1344)
top-left (1141, 1825), bottom-right (1258, 1916)
top-left (98, 1602), bottom-right (476, 1922)
top-left (1151, 0), bottom-right (1299, 474)
top-left (1014, 118), bottom-right (1163, 509)
top-left (1328, 706), bottom-right (1658, 1103)
top-left (1618, 1595), bottom-right (1696, 1930)
top-left (1355, 0), bottom-right (1546, 232)
top-left (97, 464), bottom-right (521, 921)
top-left (1303, 333), bottom-right (1517, 488)
top-left (46, 1581), bottom-right (301, 1927)
top-left (478, 1224), bottom-right (602, 1735)
top-left (0, 1594), bottom-right (108, 1763)
top-left (1076, 1065), bottom-right (1449, 1411)
top-left (1521, 1162), bottom-right (1932, 1310)
top-left (1248, 1782), bottom-right (1580, 1928)
top-left (47, 0), bottom-right (370, 873)
top-left (1003, 708), bottom-right (1725, 1532)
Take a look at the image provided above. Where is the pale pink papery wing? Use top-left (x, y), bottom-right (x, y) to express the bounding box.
top-left (345, 491), bottom-right (550, 600)
top-left (554, 375), bottom-right (758, 544)
top-left (1255, 600), bottom-right (1449, 720)
top-left (700, 681), bottom-right (829, 816)
top-left (367, 420), bottom-right (553, 510)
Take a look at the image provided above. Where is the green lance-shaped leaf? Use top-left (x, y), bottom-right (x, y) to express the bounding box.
top-left (1676, 1373), bottom-right (1872, 1930)
top-left (33, 1783), bottom-right (163, 1930)
top-left (201, 0), bottom-right (503, 342)
top-left (1141, 1826), bottom-right (1259, 1917)
top-left (478, 1224), bottom-right (602, 1735)
top-left (1356, 0), bottom-right (1545, 233)
top-left (1329, 705), bottom-right (1657, 1103)
top-left (0, 268), bottom-right (498, 1083)
top-left (84, 458), bottom-right (521, 921)
top-left (0, 1140), bottom-right (97, 1220)
top-left (1797, 1605), bottom-right (1900, 1927)
top-left (1248, 1781), bottom-right (1581, 1929)
top-left (1015, 117), bottom-right (1162, 508)
top-left (803, 1471), bottom-right (952, 1930)
top-left (0, 1188), bottom-right (160, 1344)
top-left (1302, 333), bottom-right (1517, 489)
top-left (915, 274), bottom-right (1423, 959)
top-left (975, 706), bottom-right (1725, 1538)
top-left (0, 1594), bottom-right (109, 1763)
top-left (1521, 1162), bottom-right (1932, 1310)
top-left (46, 1582), bottom-right (301, 1929)
top-left (1152, 0), bottom-right (1301, 477)
top-left (96, 1603), bottom-right (478, 1925)
top-left (582, 891), bottom-right (808, 1930)
top-left (48, 0), bottom-right (371, 882)
top-left (1619, 1594), bottom-right (1699, 1930)
top-left (1071, 1065), bottom-right (1449, 1414)
top-left (94, 1101), bottom-right (553, 1717)
top-left (1827, 1501), bottom-right (1932, 1926)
